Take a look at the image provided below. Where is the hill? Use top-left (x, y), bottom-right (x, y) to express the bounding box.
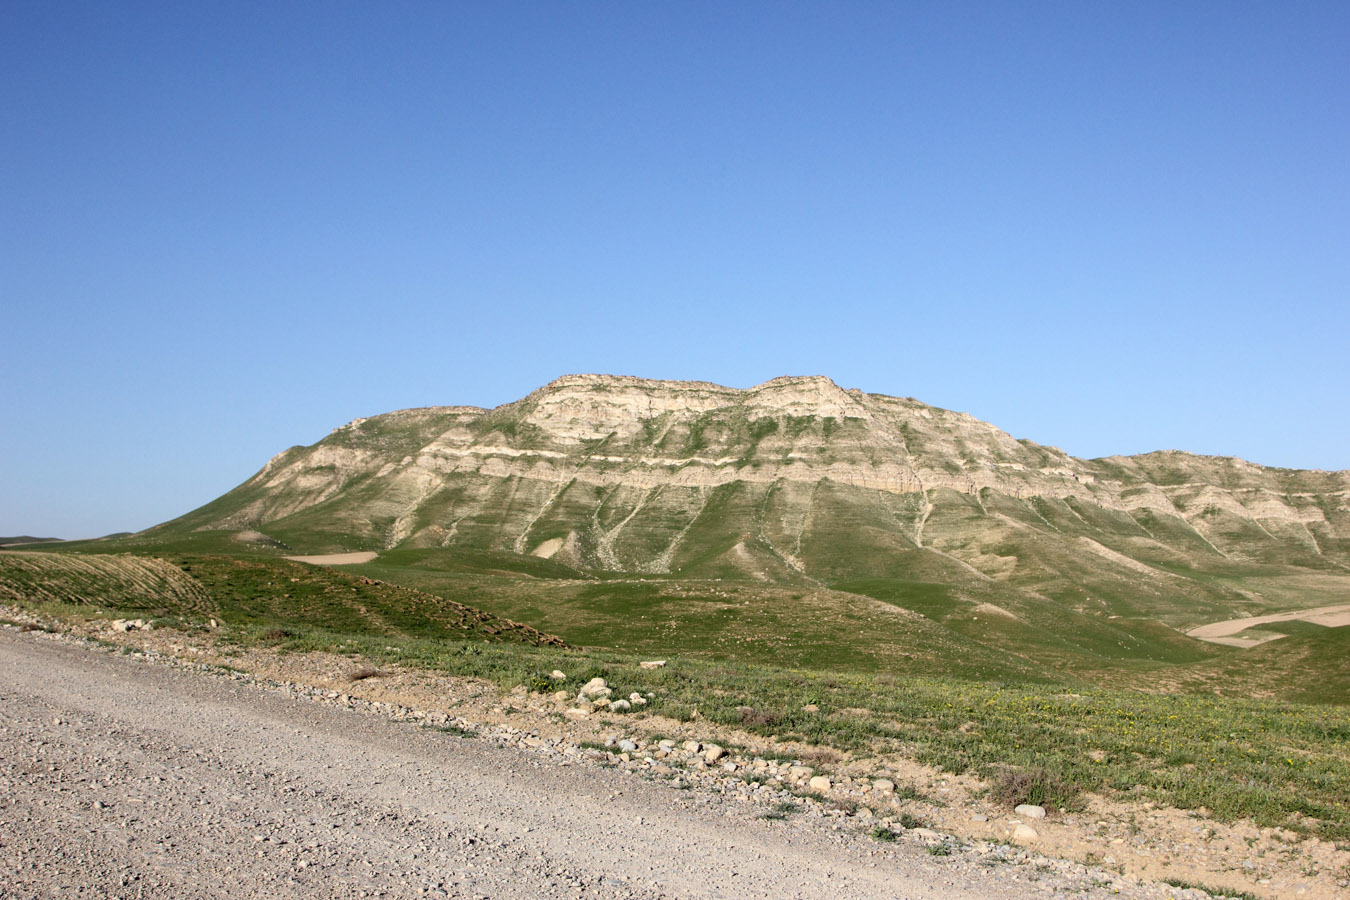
top-left (0, 550), bottom-right (563, 649)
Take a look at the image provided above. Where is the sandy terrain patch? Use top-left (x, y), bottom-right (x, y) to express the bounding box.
top-left (1187, 603), bottom-right (1350, 646)
top-left (972, 602), bottom-right (1019, 620)
top-left (531, 537), bottom-right (564, 559)
top-left (283, 551), bottom-right (379, 565)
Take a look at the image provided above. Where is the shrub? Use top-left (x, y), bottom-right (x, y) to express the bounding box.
top-left (989, 767), bottom-right (1080, 813)
top-left (738, 706), bottom-right (783, 727)
top-left (797, 746), bottom-right (840, 766)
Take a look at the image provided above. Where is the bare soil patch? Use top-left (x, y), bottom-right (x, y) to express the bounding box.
top-left (1187, 603), bottom-right (1350, 646)
top-left (283, 551), bottom-right (379, 565)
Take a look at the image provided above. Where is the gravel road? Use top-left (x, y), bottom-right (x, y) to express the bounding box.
top-left (0, 628), bottom-right (1182, 899)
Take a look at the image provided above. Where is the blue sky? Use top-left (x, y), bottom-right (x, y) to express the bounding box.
top-left (3, 2), bottom-right (1348, 538)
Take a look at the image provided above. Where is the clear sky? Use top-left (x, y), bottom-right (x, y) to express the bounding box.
top-left (3, 2), bottom-right (1348, 539)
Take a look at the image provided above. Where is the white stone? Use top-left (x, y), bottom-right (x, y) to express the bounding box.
top-left (1015, 804), bottom-right (1047, 819)
top-left (808, 775), bottom-right (832, 793)
top-left (579, 679), bottom-right (612, 700)
top-left (703, 744), bottom-right (725, 763)
top-left (639, 660), bottom-right (666, 669)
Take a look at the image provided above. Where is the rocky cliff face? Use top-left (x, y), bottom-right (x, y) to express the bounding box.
top-left (157, 375), bottom-right (1350, 616)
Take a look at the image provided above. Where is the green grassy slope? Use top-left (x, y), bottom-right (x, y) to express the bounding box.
top-left (0, 550), bottom-right (562, 648)
top-left (349, 548), bottom-right (1046, 680)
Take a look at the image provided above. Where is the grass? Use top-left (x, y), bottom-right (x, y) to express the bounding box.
top-left (348, 558), bottom-right (1052, 682)
top-left (433, 723), bottom-right (477, 738)
top-left (760, 800), bottom-right (799, 821)
top-left (892, 783), bottom-right (922, 801)
top-left (6, 552), bottom-right (567, 650)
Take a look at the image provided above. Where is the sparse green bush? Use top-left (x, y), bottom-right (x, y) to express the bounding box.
top-left (897, 812), bottom-right (924, 830)
top-left (526, 672), bottom-right (555, 693)
top-left (434, 723), bottom-right (476, 738)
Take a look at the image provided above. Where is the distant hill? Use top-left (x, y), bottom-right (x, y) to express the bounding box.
top-left (0, 536), bottom-right (63, 547)
top-left (76, 374), bottom-right (1350, 691)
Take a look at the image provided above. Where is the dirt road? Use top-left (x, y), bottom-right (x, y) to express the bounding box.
top-left (0, 629), bottom-right (1193, 899)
